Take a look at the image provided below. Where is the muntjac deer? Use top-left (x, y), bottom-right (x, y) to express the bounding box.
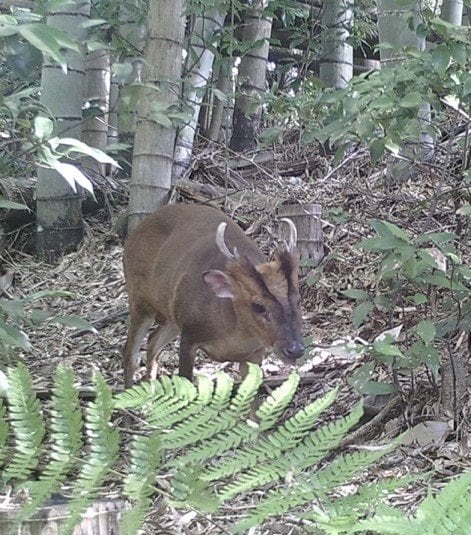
top-left (123, 204), bottom-right (304, 388)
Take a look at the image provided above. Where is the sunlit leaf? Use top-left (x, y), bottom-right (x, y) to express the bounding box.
top-left (47, 160), bottom-right (94, 195)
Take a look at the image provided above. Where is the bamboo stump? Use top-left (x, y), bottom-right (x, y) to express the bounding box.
top-left (0, 498), bottom-right (127, 534)
top-left (278, 203), bottom-right (324, 269)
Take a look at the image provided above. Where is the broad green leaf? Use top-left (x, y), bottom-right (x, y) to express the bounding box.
top-left (463, 76), bottom-right (471, 97)
top-left (29, 309), bottom-right (52, 325)
top-left (18, 24), bottom-right (67, 72)
top-left (111, 62), bottom-right (134, 83)
top-left (340, 289), bottom-right (370, 301)
top-left (0, 198), bottom-right (29, 211)
top-left (398, 92), bottom-right (422, 108)
top-left (0, 15), bottom-right (19, 37)
top-left (357, 380), bottom-right (396, 396)
top-left (0, 299), bottom-right (24, 319)
top-left (0, 324), bottom-right (30, 350)
top-left (417, 232), bottom-right (457, 244)
top-left (431, 44), bottom-right (451, 76)
top-left (456, 205), bottom-right (471, 216)
top-left (34, 116), bottom-right (53, 141)
top-left (359, 235), bottom-right (404, 252)
top-left (369, 139), bottom-right (386, 163)
top-left (373, 339), bottom-right (404, 358)
top-left (57, 138), bottom-right (119, 166)
top-left (417, 320), bottom-right (435, 345)
top-left (149, 112), bottom-right (172, 128)
top-left (422, 273), bottom-right (469, 292)
top-left (47, 160), bottom-right (94, 195)
top-left (410, 293), bottom-right (428, 305)
top-left (352, 301), bottom-right (373, 328)
top-left (50, 315), bottom-right (96, 332)
top-left (373, 220), bottom-right (409, 243)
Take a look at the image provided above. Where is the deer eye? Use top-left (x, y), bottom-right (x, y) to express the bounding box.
top-left (252, 302), bottom-right (267, 315)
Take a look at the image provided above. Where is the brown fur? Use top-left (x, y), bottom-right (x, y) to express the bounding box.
top-left (123, 204), bottom-right (304, 388)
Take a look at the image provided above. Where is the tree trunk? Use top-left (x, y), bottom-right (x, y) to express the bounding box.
top-left (173, 6), bottom-right (226, 179)
top-left (278, 203), bottom-right (324, 269)
top-left (116, 0), bottom-right (147, 143)
top-left (377, 0), bottom-right (433, 179)
top-left (229, 0), bottom-right (273, 152)
top-left (127, 0), bottom-right (185, 233)
top-left (320, 0), bottom-right (353, 88)
top-left (36, 0), bottom-right (90, 262)
top-left (83, 49), bottom-right (111, 181)
top-left (440, 0), bottom-right (463, 24)
top-left (206, 61), bottom-right (232, 142)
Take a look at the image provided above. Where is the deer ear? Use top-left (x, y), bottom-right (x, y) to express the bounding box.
top-left (203, 270), bottom-right (234, 299)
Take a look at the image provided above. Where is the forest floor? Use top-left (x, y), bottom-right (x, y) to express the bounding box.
top-left (2, 141), bottom-right (470, 533)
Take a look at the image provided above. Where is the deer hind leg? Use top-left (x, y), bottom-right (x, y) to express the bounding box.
top-left (123, 309), bottom-right (154, 388)
top-left (146, 321), bottom-right (180, 381)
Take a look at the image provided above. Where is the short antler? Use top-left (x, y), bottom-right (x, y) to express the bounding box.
top-left (216, 222), bottom-right (240, 260)
top-left (280, 218), bottom-right (297, 252)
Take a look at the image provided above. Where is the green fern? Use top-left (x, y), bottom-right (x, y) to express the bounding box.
top-left (3, 363), bottom-right (45, 482)
top-left (203, 387), bottom-right (339, 485)
top-left (0, 364), bottom-right (437, 535)
top-left (121, 431), bottom-right (161, 534)
top-left (0, 402), bottom-right (8, 465)
top-left (300, 475), bottom-right (421, 533)
top-left (218, 400), bottom-right (365, 504)
top-left (256, 371), bottom-right (300, 431)
top-left (162, 365), bottom-right (263, 455)
top-left (354, 471), bottom-right (471, 535)
top-left (233, 445), bottom-right (395, 533)
top-left (15, 365), bottom-right (83, 525)
top-left (114, 374), bottom-right (197, 417)
top-left (157, 373), bottom-right (233, 438)
top-left (169, 463), bottom-right (220, 513)
top-left (62, 372), bottom-right (119, 533)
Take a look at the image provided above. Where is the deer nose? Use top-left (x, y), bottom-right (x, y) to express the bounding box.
top-left (283, 341), bottom-right (305, 360)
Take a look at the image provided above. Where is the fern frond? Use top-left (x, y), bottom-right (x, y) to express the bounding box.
top-left (255, 371), bottom-right (300, 431)
top-left (3, 363), bottom-right (45, 482)
top-left (355, 471), bottom-right (471, 535)
top-left (312, 475), bottom-right (419, 520)
top-left (16, 366), bottom-right (83, 524)
top-left (115, 375), bottom-right (197, 422)
top-left (121, 431), bottom-right (161, 534)
top-left (163, 366), bottom-right (262, 456)
top-left (169, 463), bottom-right (220, 513)
top-left (63, 372), bottom-right (119, 534)
top-left (160, 373), bottom-right (234, 449)
top-left (0, 402), bottom-right (8, 465)
top-left (353, 515), bottom-right (420, 534)
top-left (415, 471), bottom-right (471, 535)
top-left (232, 435), bottom-right (394, 532)
top-left (313, 447), bottom-right (396, 492)
top-left (204, 388), bottom-right (338, 483)
top-left (149, 374), bottom-right (221, 429)
top-left (282, 402), bottom-right (363, 471)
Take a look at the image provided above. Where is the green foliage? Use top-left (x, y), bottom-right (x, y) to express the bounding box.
top-left (0, 288), bottom-right (95, 368)
top-left (265, 16), bottom-right (471, 161)
top-left (351, 471), bottom-right (471, 535)
top-left (14, 365), bottom-right (83, 527)
top-left (121, 431), bottom-right (161, 533)
top-left (0, 7), bottom-right (118, 186)
top-left (2, 364), bottom-right (45, 483)
top-left (341, 217), bottom-right (470, 395)
top-left (62, 373), bottom-right (119, 533)
top-left (0, 363), bottom-right (402, 534)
